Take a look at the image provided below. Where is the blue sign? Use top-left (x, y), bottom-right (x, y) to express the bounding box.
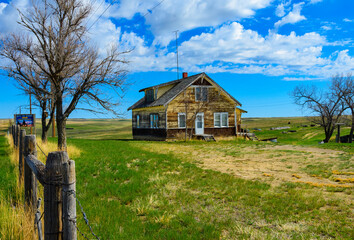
top-left (15, 114), bottom-right (35, 127)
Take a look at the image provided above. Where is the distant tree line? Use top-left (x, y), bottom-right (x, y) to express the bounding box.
top-left (292, 74), bottom-right (353, 143)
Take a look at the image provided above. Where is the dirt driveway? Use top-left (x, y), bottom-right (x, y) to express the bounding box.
top-left (142, 142), bottom-right (354, 188)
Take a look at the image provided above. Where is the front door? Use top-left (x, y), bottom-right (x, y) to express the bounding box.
top-left (195, 113), bottom-right (204, 135)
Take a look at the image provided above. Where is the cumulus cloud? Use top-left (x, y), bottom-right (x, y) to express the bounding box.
top-left (274, 2), bottom-right (306, 28)
top-left (111, 0), bottom-right (272, 46)
top-left (0, 0), bottom-right (32, 33)
top-left (275, 1), bottom-right (291, 18)
top-left (178, 22), bottom-right (326, 69)
top-left (0, 0), bottom-right (353, 79)
top-left (343, 18), bottom-right (353, 23)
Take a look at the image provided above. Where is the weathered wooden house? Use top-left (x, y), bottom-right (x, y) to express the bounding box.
top-left (128, 72), bottom-right (247, 140)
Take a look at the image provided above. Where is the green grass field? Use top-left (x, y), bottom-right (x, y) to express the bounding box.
top-left (0, 117), bottom-right (353, 239)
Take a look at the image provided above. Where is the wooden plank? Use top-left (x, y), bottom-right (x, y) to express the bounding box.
top-left (25, 155), bottom-right (46, 185)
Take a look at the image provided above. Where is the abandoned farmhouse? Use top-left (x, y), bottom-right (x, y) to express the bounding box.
top-left (128, 72), bottom-right (247, 140)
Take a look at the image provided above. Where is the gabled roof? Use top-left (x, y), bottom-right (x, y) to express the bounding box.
top-left (128, 73), bottom-right (241, 111)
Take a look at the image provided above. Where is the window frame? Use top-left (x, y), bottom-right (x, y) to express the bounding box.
top-left (178, 113), bottom-right (186, 128)
top-left (214, 112), bottom-right (229, 128)
top-left (136, 114), bottom-right (140, 128)
top-left (195, 86), bottom-right (208, 102)
top-left (146, 89), bottom-right (154, 102)
top-left (150, 113), bottom-right (159, 128)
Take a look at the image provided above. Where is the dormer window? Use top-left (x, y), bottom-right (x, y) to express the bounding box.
top-left (195, 87), bottom-right (208, 101)
top-left (146, 89), bottom-right (154, 102)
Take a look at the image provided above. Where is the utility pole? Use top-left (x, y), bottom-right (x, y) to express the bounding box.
top-left (174, 30), bottom-right (179, 79)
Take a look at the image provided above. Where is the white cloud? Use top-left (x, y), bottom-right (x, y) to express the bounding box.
top-left (111, 0), bottom-right (272, 46)
top-left (274, 2), bottom-right (306, 28)
top-left (1, 0), bottom-right (353, 80)
top-left (178, 23), bottom-right (326, 70)
top-left (309, 0), bottom-right (322, 4)
top-left (343, 18), bottom-right (353, 23)
top-left (283, 76), bottom-right (324, 81)
top-left (0, 3), bottom-right (7, 14)
top-left (275, 3), bottom-right (286, 17)
top-left (321, 25), bottom-right (331, 31)
top-left (0, 0), bottom-right (32, 33)
top-left (275, 1), bottom-right (292, 18)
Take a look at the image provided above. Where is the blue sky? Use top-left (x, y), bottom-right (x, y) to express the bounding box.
top-left (0, 0), bottom-right (353, 119)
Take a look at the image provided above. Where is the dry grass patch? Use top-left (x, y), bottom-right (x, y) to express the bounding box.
top-left (139, 142), bottom-right (354, 191)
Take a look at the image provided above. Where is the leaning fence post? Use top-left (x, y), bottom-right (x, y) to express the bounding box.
top-left (63, 159), bottom-right (77, 240)
top-left (44, 151), bottom-right (68, 240)
top-left (24, 135), bottom-right (38, 210)
top-left (19, 129), bottom-right (26, 183)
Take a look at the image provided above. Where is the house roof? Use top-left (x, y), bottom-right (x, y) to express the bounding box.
top-left (236, 107), bottom-right (248, 113)
top-left (128, 73), bottom-right (242, 110)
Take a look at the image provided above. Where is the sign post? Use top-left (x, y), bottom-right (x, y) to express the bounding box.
top-left (14, 114), bottom-right (35, 130)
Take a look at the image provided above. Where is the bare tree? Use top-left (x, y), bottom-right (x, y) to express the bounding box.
top-left (331, 73), bottom-right (354, 143)
top-left (292, 85), bottom-right (345, 143)
top-left (0, 0), bottom-right (128, 149)
top-left (0, 44), bottom-right (55, 142)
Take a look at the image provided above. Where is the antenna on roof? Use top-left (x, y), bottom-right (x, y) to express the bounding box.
top-left (173, 30), bottom-right (179, 79)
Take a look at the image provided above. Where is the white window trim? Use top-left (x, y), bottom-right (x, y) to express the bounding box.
top-left (178, 113), bottom-right (186, 128)
top-left (214, 112), bottom-right (229, 128)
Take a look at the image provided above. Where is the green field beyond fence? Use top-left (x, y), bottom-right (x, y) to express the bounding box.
top-left (0, 117), bottom-right (353, 239)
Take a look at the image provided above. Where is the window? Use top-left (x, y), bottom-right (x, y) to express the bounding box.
top-left (195, 87), bottom-right (208, 101)
top-left (150, 114), bottom-right (159, 128)
top-left (136, 114), bottom-right (140, 128)
top-left (178, 113), bottom-right (186, 128)
top-left (146, 89), bottom-right (154, 102)
top-left (154, 89), bottom-right (158, 99)
top-left (214, 112), bottom-right (228, 127)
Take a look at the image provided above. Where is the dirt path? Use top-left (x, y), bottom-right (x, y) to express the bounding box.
top-left (141, 143), bottom-right (353, 189)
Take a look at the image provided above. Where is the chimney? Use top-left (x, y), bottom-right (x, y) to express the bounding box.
top-left (182, 72), bottom-right (188, 78)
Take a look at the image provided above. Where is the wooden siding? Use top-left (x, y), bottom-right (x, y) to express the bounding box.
top-left (157, 84), bottom-right (175, 98)
top-left (133, 128), bottom-right (167, 140)
top-left (132, 107), bottom-right (166, 129)
top-left (167, 127), bottom-right (235, 139)
top-left (236, 108), bottom-right (246, 126)
top-left (166, 86), bottom-right (236, 129)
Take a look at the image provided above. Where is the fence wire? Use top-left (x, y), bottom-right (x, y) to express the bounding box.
top-left (36, 143), bottom-right (48, 158)
top-left (64, 189), bottom-right (101, 240)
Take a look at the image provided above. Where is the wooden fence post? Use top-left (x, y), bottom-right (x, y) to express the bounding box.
top-left (24, 135), bottom-right (38, 210)
top-left (19, 129), bottom-right (26, 183)
top-left (44, 151), bottom-right (68, 240)
top-left (15, 125), bottom-right (20, 148)
top-left (12, 125), bottom-right (15, 144)
top-left (63, 160), bottom-right (77, 240)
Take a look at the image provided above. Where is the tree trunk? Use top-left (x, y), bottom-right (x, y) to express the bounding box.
top-left (349, 110), bottom-right (354, 143)
top-left (56, 97), bottom-right (67, 150)
top-left (323, 125), bottom-right (335, 143)
top-left (41, 110), bottom-right (48, 143)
